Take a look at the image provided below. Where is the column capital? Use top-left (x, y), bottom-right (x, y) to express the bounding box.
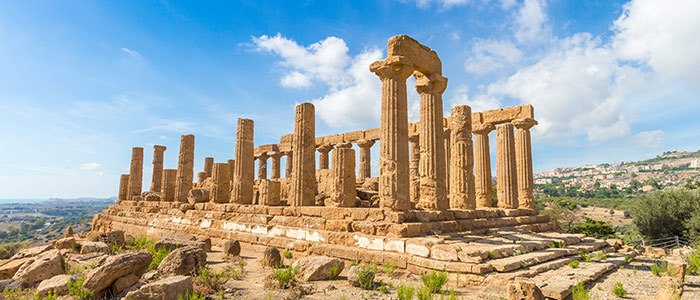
top-left (336, 142), bottom-right (352, 149)
top-left (370, 57), bottom-right (414, 80)
top-left (415, 72), bottom-right (448, 94)
top-left (153, 145), bottom-right (167, 151)
top-left (472, 123), bottom-right (496, 134)
top-left (317, 144), bottom-right (334, 153)
top-left (255, 152), bottom-right (269, 160)
top-left (356, 139), bottom-right (376, 148)
top-left (283, 149), bottom-right (293, 156)
top-left (267, 151), bottom-right (283, 159)
top-left (512, 118), bottom-right (538, 130)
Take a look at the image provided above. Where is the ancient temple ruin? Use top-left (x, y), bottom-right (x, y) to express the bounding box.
top-left (94, 36), bottom-right (626, 297)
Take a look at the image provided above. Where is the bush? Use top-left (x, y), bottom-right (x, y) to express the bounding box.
top-left (416, 285), bottom-right (433, 300)
top-left (283, 250), bottom-right (293, 259)
top-left (651, 262), bottom-right (667, 276)
top-left (397, 285), bottom-right (415, 300)
top-left (632, 188), bottom-right (700, 241)
top-left (194, 266), bottom-right (227, 294)
top-left (571, 282), bottom-right (589, 300)
top-left (274, 266), bottom-right (296, 289)
top-left (382, 262), bottom-right (398, 276)
top-left (612, 282), bottom-right (627, 297)
top-left (178, 291), bottom-right (207, 300)
top-left (689, 247), bottom-right (700, 275)
top-left (0, 242), bottom-right (30, 259)
top-left (67, 277), bottom-right (94, 300)
top-left (569, 217), bottom-right (615, 238)
top-left (568, 260), bottom-right (580, 268)
top-left (356, 264), bottom-right (377, 290)
top-left (421, 271), bottom-right (448, 294)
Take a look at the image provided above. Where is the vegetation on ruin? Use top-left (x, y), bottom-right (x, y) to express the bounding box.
top-left (382, 262), bottom-right (398, 276)
top-left (571, 282), bottom-right (590, 300)
top-left (178, 291), bottom-right (207, 300)
top-left (67, 277), bottom-right (94, 300)
top-left (396, 284), bottom-right (415, 300)
top-left (420, 271), bottom-right (448, 294)
top-left (355, 264), bottom-right (377, 290)
top-left (612, 282), bottom-right (627, 297)
top-left (568, 217), bottom-right (616, 238)
top-left (273, 266), bottom-right (297, 289)
top-left (568, 259), bottom-right (580, 268)
top-left (650, 261), bottom-right (667, 277)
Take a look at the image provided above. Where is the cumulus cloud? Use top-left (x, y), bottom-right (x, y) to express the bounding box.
top-left (634, 130), bottom-right (664, 148)
top-left (465, 39), bottom-right (523, 74)
top-left (513, 0), bottom-right (550, 43)
top-left (280, 71), bottom-right (311, 88)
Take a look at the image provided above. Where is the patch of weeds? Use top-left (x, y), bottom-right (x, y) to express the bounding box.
top-left (225, 262), bottom-right (246, 280)
top-left (44, 290), bottom-right (59, 300)
top-left (149, 246), bottom-right (171, 270)
top-left (651, 261), bottom-right (667, 277)
top-left (447, 289), bottom-right (457, 300)
top-left (67, 277), bottom-right (94, 300)
top-left (356, 264), bottom-right (378, 290)
top-left (552, 241), bottom-right (565, 248)
top-left (194, 266), bottom-right (228, 294)
top-left (589, 251), bottom-right (608, 262)
top-left (568, 260), bottom-right (580, 268)
top-left (488, 251), bottom-right (497, 259)
top-left (283, 249), bottom-right (293, 259)
top-left (379, 283), bottom-right (390, 294)
top-left (397, 285), bottom-right (415, 300)
top-left (689, 249), bottom-right (700, 275)
top-left (512, 250), bottom-right (522, 256)
top-left (274, 266), bottom-right (297, 289)
top-left (612, 282), bottom-right (627, 298)
top-left (624, 255), bottom-right (633, 263)
top-left (327, 262), bottom-right (342, 279)
top-left (382, 262), bottom-right (398, 276)
top-left (108, 244), bottom-right (124, 255)
top-left (178, 291), bottom-right (207, 300)
top-left (571, 282), bottom-right (589, 300)
top-left (416, 285), bottom-right (433, 300)
top-left (421, 271), bottom-right (448, 294)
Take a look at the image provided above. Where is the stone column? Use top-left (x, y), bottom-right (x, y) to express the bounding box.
top-left (259, 180), bottom-right (281, 205)
top-left (268, 151), bottom-right (283, 179)
top-left (197, 172), bottom-right (207, 185)
top-left (512, 118), bottom-right (538, 209)
top-left (227, 159), bottom-right (235, 186)
top-left (444, 128), bottom-right (452, 202)
top-left (290, 103), bottom-right (316, 206)
top-left (118, 174), bottom-right (130, 200)
top-left (127, 147), bottom-right (144, 200)
top-left (329, 144), bottom-right (356, 207)
top-left (496, 123), bottom-right (518, 209)
top-left (256, 153), bottom-right (269, 180)
top-left (356, 139), bottom-right (375, 180)
top-left (203, 157), bottom-right (214, 179)
top-left (416, 72), bottom-right (448, 211)
top-left (370, 59), bottom-right (413, 211)
top-left (284, 150), bottom-right (293, 178)
top-left (473, 123), bottom-right (495, 208)
top-left (231, 119), bottom-right (255, 204)
top-left (449, 106), bottom-right (475, 209)
top-left (409, 136), bottom-right (420, 206)
top-left (210, 163), bottom-right (231, 203)
top-left (174, 135), bottom-right (195, 203)
top-left (317, 144), bottom-right (334, 170)
top-left (149, 145), bottom-right (166, 193)
top-left (161, 169), bottom-right (177, 202)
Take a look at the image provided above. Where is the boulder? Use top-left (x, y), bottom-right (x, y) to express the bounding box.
top-left (157, 246), bottom-right (207, 277)
top-left (10, 244), bottom-right (53, 259)
top-left (223, 240), bottom-right (241, 257)
top-left (54, 237), bottom-right (77, 251)
top-left (291, 256), bottom-right (344, 282)
top-left (507, 279), bottom-right (544, 300)
top-left (37, 274), bottom-right (74, 296)
top-left (0, 257), bottom-right (30, 280)
top-left (347, 265), bottom-right (371, 287)
top-left (112, 273), bottom-right (140, 295)
top-left (645, 246), bottom-right (666, 258)
top-left (187, 188), bottom-right (210, 204)
top-left (143, 192), bottom-right (161, 202)
top-left (655, 276), bottom-right (683, 300)
top-left (124, 275), bottom-right (193, 300)
top-left (80, 241), bottom-right (109, 254)
top-left (197, 236), bottom-right (212, 252)
top-left (100, 230), bottom-right (125, 245)
top-left (83, 252), bottom-right (153, 294)
top-left (64, 226), bottom-right (74, 237)
top-left (666, 258), bottom-right (688, 282)
top-left (13, 249), bottom-right (64, 287)
top-left (0, 279), bottom-right (20, 292)
top-left (262, 247), bottom-right (281, 268)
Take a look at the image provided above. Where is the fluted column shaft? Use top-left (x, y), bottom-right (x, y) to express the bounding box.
top-left (370, 59), bottom-right (413, 211)
top-left (356, 140), bottom-right (375, 180)
top-left (284, 151), bottom-right (293, 178)
top-left (210, 163), bottom-right (231, 203)
top-left (268, 151), bottom-right (283, 179)
top-left (203, 157), bottom-right (214, 179)
top-left (119, 174), bottom-right (130, 200)
top-left (513, 118), bottom-right (538, 209)
top-left (317, 144), bottom-right (334, 170)
top-left (127, 147), bottom-right (144, 200)
top-left (290, 103), bottom-right (316, 206)
top-left (175, 135), bottom-right (194, 203)
top-left (444, 128), bottom-right (451, 201)
top-left (497, 123), bottom-right (518, 209)
top-left (329, 145), bottom-right (356, 207)
top-left (449, 105), bottom-right (475, 209)
top-left (409, 136), bottom-right (420, 206)
top-left (257, 153), bottom-right (269, 180)
top-left (231, 119), bottom-right (254, 204)
top-left (416, 73), bottom-right (448, 211)
top-left (473, 124), bottom-right (495, 208)
top-left (150, 145), bottom-right (166, 193)
top-left (161, 169), bottom-right (177, 202)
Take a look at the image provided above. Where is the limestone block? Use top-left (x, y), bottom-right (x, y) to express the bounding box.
top-left (386, 34), bottom-right (441, 75)
top-left (123, 275), bottom-right (193, 300)
top-left (291, 256), bottom-right (344, 282)
top-left (231, 119), bottom-right (255, 204)
top-left (507, 279), bottom-right (544, 300)
top-left (13, 249), bottom-right (64, 287)
top-left (262, 247), bottom-right (281, 268)
top-left (259, 179), bottom-right (281, 206)
top-left (328, 147), bottom-right (356, 207)
top-left (82, 252), bottom-right (152, 294)
top-left (187, 188), bottom-right (210, 204)
top-left (157, 246), bottom-right (207, 277)
top-left (37, 274), bottom-right (73, 296)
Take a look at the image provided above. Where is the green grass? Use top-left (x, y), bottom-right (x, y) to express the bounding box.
top-left (274, 266), bottom-right (296, 289)
top-left (571, 282), bottom-right (590, 300)
top-left (178, 291), bottom-right (207, 300)
top-left (568, 260), bottom-right (580, 268)
top-left (67, 277), bottom-right (94, 300)
top-left (612, 282), bottom-right (627, 298)
top-left (356, 264), bottom-right (377, 290)
top-left (382, 262), bottom-right (398, 276)
top-left (651, 261), bottom-right (667, 276)
top-left (397, 285), bottom-right (415, 300)
top-left (416, 285), bottom-right (433, 300)
top-left (421, 271), bottom-right (448, 294)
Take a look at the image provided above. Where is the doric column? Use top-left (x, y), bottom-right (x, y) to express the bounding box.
top-left (231, 119), bottom-right (255, 204)
top-left (444, 128), bottom-right (452, 201)
top-left (356, 139), bottom-right (375, 180)
top-left (290, 103), bottom-right (316, 206)
top-left (449, 106), bottom-right (475, 209)
top-left (149, 145), bottom-right (166, 193)
top-left (227, 159), bottom-right (235, 186)
top-left (496, 123), bottom-right (518, 209)
top-left (210, 163), bottom-right (231, 203)
top-left (473, 123), bottom-right (495, 208)
top-left (118, 174), bottom-right (130, 200)
top-left (317, 144), bottom-right (334, 170)
top-left (161, 169), bottom-right (177, 202)
top-left (174, 135), bottom-right (195, 203)
top-left (256, 153), bottom-right (269, 180)
top-left (329, 144), bottom-right (356, 207)
top-left (203, 157), bottom-right (214, 179)
top-left (512, 118), bottom-right (538, 209)
top-left (259, 179), bottom-right (281, 206)
top-left (197, 172), bottom-right (207, 185)
top-left (127, 147), bottom-right (144, 200)
top-left (370, 59), bottom-right (413, 211)
top-left (409, 136), bottom-right (420, 206)
top-left (416, 72), bottom-right (448, 211)
top-left (268, 151), bottom-right (283, 179)
top-left (284, 150), bottom-right (293, 178)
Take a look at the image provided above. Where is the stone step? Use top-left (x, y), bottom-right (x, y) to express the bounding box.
top-left (487, 248), bottom-right (577, 272)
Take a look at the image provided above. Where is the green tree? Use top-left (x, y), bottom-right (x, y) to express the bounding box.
top-left (632, 188), bottom-right (700, 240)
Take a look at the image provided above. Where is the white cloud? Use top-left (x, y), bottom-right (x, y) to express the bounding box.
top-left (80, 162), bottom-right (101, 171)
top-left (465, 39), bottom-right (523, 74)
top-left (513, 0), bottom-right (550, 44)
top-left (634, 130), bottom-right (664, 148)
top-left (447, 85), bottom-right (502, 113)
top-left (120, 48), bottom-right (141, 58)
top-left (280, 71), bottom-right (311, 88)
top-left (413, 0), bottom-right (469, 9)
top-left (500, 0), bottom-right (517, 10)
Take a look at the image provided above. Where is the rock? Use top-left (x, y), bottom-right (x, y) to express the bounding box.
top-left (291, 256), bottom-right (345, 282)
top-left (262, 247), bottom-right (281, 268)
top-left (157, 246), bottom-right (207, 277)
top-left (124, 275), bottom-right (193, 300)
top-left (64, 226), bottom-right (74, 237)
top-left (223, 240), bottom-right (241, 257)
top-left (187, 188), bottom-right (210, 204)
top-left (645, 246), bottom-right (666, 258)
top-left (37, 274), bottom-right (74, 296)
top-left (605, 238), bottom-right (623, 251)
top-left (80, 241), bottom-right (109, 254)
top-left (143, 192), bottom-right (161, 202)
top-left (13, 249), bottom-right (64, 287)
top-left (54, 237), bottom-right (77, 251)
top-left (0, 257), bottom-right (30, 280)
top-left (507, 279), bottom-right (544, 300)
top-left (197, 236), bottom-right (212, 252)
top-left (666, 258), bottom-right (688, 282)
top-left (142, 270), bottom-right (158, 281)
top-left (0, 279), bottom-right (21, 292)
top-left (655, 276), bottom-right (683, 300)
top-left (347, 265), bottom-right (371, 287)
top-left (100, 230), bottom-right (125, 245)
top-left (112, 273), bottom-right (140, 295)
top-left (10, 244), bottom-right (53, 259)
top-left (83, 252), bottom-right (153, 294)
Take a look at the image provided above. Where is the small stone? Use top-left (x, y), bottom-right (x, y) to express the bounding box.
top-left (223, 240), bottom-right (241, 257)
top-left (262, 247), bottom-right (281, 268)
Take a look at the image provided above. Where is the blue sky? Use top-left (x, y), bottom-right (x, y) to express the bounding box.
top-left (1, 0), bottom-right (699, 198)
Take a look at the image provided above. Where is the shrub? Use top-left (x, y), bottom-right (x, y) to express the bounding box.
top-left (552, 241), bottom-right (565, 248)
top-left (569, 217), bottom-right (615, 238)
top-left (612, 282), bottom-right (627, 297)
top-left (651, 261), bottom-right (667, 276)
top-left (688, 248), bottom-right (700, 275)
top-left (274, 266), bottom-right (296, 289)
top-left (421, 271), bottom-right (448, 294)
top-left (194, 266), bottom-right (227, 294)
top-left (356, 264), bottom-right (377, 290)
top-left (632, 188), bottom-right (700, 240)
top-left (397, 284), bottom-right (415, 300)
top-left (571, 282), bottom-right (589, 300)
top-left (178, 291), bottom-right (207, 300)
top-left (328, 263), bottom-right (342, 278)
top-left (487, 251), bottom-right (497, 259)
top-left (568, 260), bottom-right (580, 268)
top-left (0, 242), bottom-right (30, 259)
top-left (283, 250), bottom-right (293, 259)
top-left (379, 283), bottom-right (390, 294)
top-left (589, 251), bottom-right (608, 262)
top-left (382, 262), bottom-right (398, 276)
top-left (67, 277), bottom-right (94, 300)
top-left (149, 246), bottom-right (171, 270)
top-left (416, 285), bottom-right (433, 300)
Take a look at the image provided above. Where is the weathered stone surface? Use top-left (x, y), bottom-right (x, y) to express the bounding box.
top-left (262, 247), bottom-right (281, 268)
top-left (259, 179), bottom-right (281, 206)
top-left (257, 152), bottom-right (269, 180)
top-left (100, 230), bottom-right (125, 245)
top-left (187, 188), bottom-right (210, 204)
top-left (507, 279), bottom-right (544, 300)
top-left (83, 252), bottom-right (152, 294)
top-left (210, 163), bottom-right (231, 203)
top-left (268, 151), bottom-right (283, 179)
top-left (161, 169), bottom-right (177, 202)
top-left (290, 103), bottom-right (316, 206)
top-left (473, 123), bottom-right (495, 208)
top-left (497, 123), bottom-right (518, 209)
top-left (666, 257), bottom-right (687, 282)
top-left (512, 118), bottom-right (537, 209)
top-left (81, 241), bottom-right (109, 254)
top-left (53, 237), bottom-right (77, 251)
top-left (64, 225), bottom-right (74, 237)
top-left (119, 174), bottom-right (130, 200)
top-left (150, 145), bottom-right (166, 193)
top-left (347, 265), bottom-right (373, 287)
top-left (449, 105), bottom-right (475, 209)
top-left (0, 257), bottom-right (30, 280)
top-left (328, 146), bottom-right (356, 207)
top-left (37, 274), bottom-right (74, 296)
top-left (175, 134), bottom-right (195, 203)
top-left (655, 276), bottom-right (683, 300)
top-left (291, 256), bottom-right (345, 282)
top-left (128, 147), bottom-right (144, 200)
top-left (416, 72), bottom-right (447, 211)
top-left (356, 140), bottom-right (375, 180)
top-left (124, 275), bottom-right (193, 300)
top-left (112, 273), bottom-right (140, 295)
top-left (13, 249), bottom-right (64, 287)
top-left (223, 240), bottom-right (241, 257)
top-left (317, 144), bottom-right (333, 170)
top-left (157, 246), bottom-right (207, 277)
top-left (143, 192), bottom-right (161, 202)
top-left (203, 156), bottom-right (214, 179)
top-left (231, 119), bottom-right (255, 204)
